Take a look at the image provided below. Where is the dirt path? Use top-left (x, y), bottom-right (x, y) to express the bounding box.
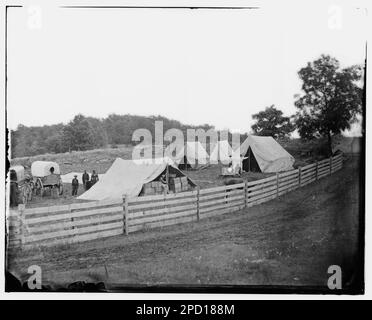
top-left (7, 158), bottom-right (362, 290)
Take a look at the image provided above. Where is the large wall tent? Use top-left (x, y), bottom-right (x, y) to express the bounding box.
top-left (77, 157), bottom-right (196, 201)
top-left (238, 135), bottom-right (295, 173)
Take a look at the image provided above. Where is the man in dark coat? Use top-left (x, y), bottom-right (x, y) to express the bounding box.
top-left (91, 170), bottom-right (99, 186)
top-left (72, 175), bottom-right (79, 196)
top-left (82, 170), bottom-right (90, 191)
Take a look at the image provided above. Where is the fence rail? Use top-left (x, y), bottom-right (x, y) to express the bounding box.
top-left (7, 154), bottom-right (343, 249)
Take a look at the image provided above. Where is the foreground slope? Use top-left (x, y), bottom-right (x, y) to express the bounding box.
top-left (8, 157), bottom-right (361, 289)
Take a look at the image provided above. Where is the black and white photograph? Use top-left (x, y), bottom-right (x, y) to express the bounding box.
top-left (1, 0), bottom-right (368, 298)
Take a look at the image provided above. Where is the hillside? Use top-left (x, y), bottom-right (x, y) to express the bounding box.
top-left (10, 146), bottom-right (134, 175)
top-left (10, 137), bottom-right (332, 176)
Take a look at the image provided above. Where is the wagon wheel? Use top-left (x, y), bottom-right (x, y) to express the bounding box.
top-left (35, 178), bottom-right (44, 196)
top-left (58, 182), bottom-right (64, 196)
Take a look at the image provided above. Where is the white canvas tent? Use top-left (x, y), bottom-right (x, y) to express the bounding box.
top-left (210, 140), bottom-right (233, 164)
top-left (238, 135), bottom-right (294, 173)
top-left (174, 141), bottom-right (209, 169)
top-left (77, 157), bottom-right (195, 201)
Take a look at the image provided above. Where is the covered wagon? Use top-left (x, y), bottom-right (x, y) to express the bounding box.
top-left (31, 161), bottom-right (63, 196)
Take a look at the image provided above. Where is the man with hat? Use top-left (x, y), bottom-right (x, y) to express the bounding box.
top-left (72, 174), bottom-right (79, 196)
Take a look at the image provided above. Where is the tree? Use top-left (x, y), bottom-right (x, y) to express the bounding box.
top-left (251, 105), bottom-right (294, 138)
top-left (62, 114), bottom-right (107, 152)
top-left (10, 113), bottom-right (216, 157)
top-left (294, 54), bottom-right (363, 155)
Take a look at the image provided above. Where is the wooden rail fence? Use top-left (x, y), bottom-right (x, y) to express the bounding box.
top-left (7, 154), bottom-right (343, 249)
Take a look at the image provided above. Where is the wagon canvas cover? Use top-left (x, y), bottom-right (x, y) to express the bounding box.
top-left (9, 165), bottom-right (25, 182)
top-left (31, 161), bottom-right (61, 176)
top-left (77, 157), bottom-right (195, 201)
top-left (239, 135), bottom-right (295, 173)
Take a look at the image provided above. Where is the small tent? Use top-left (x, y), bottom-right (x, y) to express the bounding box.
top-left (238, 135), bottom-right (294, 173)
top-left (175, 141), bottom-right (209, 170)
top-left (77, 157), bottom-right (196, 201)
top-left (210, 140), bottom-right (233, 164)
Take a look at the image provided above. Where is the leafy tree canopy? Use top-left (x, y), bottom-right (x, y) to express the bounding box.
top-left (251, 105), bottom-right (294, 138)
top-left (294, 54), bottom-right (363, 154)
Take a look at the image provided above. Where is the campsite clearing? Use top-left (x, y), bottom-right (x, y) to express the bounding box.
top-left (9, 139), bottom-right (330, 208)
top-left (7, 156), bottom-right (361, 288)
top-left (23, 164), bottom-right (274, 208)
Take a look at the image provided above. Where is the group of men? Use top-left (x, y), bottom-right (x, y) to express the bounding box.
top-left (71, 170), bottom-right (99, 196)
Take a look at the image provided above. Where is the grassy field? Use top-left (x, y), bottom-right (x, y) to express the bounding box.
top-left (10, 145), bottom-right (135, 174)
top-left (6, 156), bottom-right (362, 291)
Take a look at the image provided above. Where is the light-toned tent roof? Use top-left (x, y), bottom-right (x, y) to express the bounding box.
top-left (239, 135), bottom-right (294, 172)
top-left (31, 161), bottom-right (60, 177)
top-left (174, 141), bottom-right (209, 168)
top-left (210, 140), bottom-right (233, 164)
top-left (77, 157), bottom-right (195, 201)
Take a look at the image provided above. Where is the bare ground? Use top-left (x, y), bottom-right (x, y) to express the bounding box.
top-left (7, 157), bottom-right (362, 291)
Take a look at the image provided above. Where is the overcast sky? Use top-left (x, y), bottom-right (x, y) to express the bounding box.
top-left (6, 1), bottom-right (366, 136)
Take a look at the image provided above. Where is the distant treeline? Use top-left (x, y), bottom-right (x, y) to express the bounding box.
top-left (10, 114), bottom-right (244, 158)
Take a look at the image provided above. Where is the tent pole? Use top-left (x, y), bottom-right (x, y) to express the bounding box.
top-left (248, 148), bottom-right (251, 172)
top-left (166, 165), bottom-right (169, 185)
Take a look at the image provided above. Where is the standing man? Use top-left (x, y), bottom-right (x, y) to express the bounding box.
top-left (91, 170), bottom-right (99, 186)
top-left (72, 175), bottom-right (79, 196)
top-left (238, 154), bottom-right (247, 175)
top-left (82, 170), bottom-right (90, 191)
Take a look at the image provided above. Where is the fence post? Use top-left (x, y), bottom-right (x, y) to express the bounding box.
top-left (18, 204), bottom-right (26, 246)
top-left (244, 180), bottom-right (248, 208)
top-left (330, 157), bottom-right (333, 174)
top-left (298, 167), bottom-right (302, 187)
top-left (276, 172), bottom-right (280, 198)
top-left (123, 195), bottom-right (129, 236)
top-left (196, 186), bottom-right (200, 221)
top-left (315, 160), bottom-right (319, 180)
top-left (69, 205), bottom-right (75, 232)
